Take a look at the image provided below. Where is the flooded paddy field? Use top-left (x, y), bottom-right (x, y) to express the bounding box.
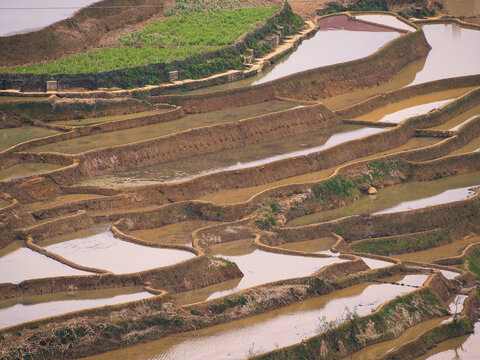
top-left (0, 163), bottom-right (63, 181)
top-left (0, 241), bottom-right (90, 284)
top-left (79, 125), bottom-right (384, 187)
top-left (0, 286), bottom-right (152, 329)
top-left (0, 9), bottom-right (479, 360)
top-left (287, 171), bottom-right (480, 227)
top-left (42, 230), bottom-right (195, 274)
top-left (30, 101), bottom-right (296, 154)
top-left (85, 278), bottom-right (423, 360)
top-left (198, 136), bottom-right (443, 204)
top-left (351, 87), bottom-right (474, 123)
top-left (0, 126), bottom-right (58, 151)
top-left (129, 220), bottom-right (221, 246)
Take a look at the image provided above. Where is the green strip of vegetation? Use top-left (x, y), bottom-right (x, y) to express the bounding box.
top-left (466, 247), bottom-right (480, 278)
top-left (120, 7), bottom-right (277, 47)
top-left (7, 6), bottom-right (277, 75)
top-left (351, 229), bottom-right (450, 256)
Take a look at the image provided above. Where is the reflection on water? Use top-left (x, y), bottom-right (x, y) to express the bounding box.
top-left (410, 24), bottom-right (480, 86)
top-left (30, 101), bottom-right (296, 154)
top-left (200, 249), bottom-right (343, 301)
top-left (354, 14), bottom-right (416, 32)
top-left (0, 0), bottom-right (102, 36)
top-left (418, 322), bottom-right (480, 360)
top-left (288, 172), bottom-right (480, 226)
top-left (86, 279), bottom-right (418, 360)
top-left (428, 104), bottom-right (480, 131)
top-left (0, 241), bottom-right (90, 284)
top-left (352, 87), bottom-right (473, 123)
top-left (0, 286), bottom-right (152, 329)
top-left (199, 136), bottom-right (441, 205)
top-left (44, 231), bottom-right (195, 274)
top-left (179, 15), bottom-right (400, 94)
top-left (252, 16), bottom-right (400, 85)
top-left (79, 125), bottom-right (384, 187)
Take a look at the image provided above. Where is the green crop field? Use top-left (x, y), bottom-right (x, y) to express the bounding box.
top-left (7, 6), bottom-right (277, 75)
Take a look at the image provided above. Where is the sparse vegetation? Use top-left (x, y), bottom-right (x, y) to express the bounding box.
top-left (351, 229), bottom-right (450, 255)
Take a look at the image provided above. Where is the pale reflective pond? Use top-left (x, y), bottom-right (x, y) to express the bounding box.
top-left (287, 172), bottom-right (480, 226)
top-left (252, 15), bottom-right (400, 85)
top-left (179, 15), bottom-right (400, 94)
top-left (43, 231), bottom-right (195, 274)
top-left (30, 101), bottom-right (296, 154)
top-left (192, 248), bottom-right (344, 301)
top-left (354, 14), bottom-right (416, 32)
top-left (86, 277), bottom-right (421, 360)
top-left (0, 0), bottom-right (102, 36)
top-left (0, 286), bottom-right (152, 329)
top-left (79, 125), bottom-right (384, 187)
top-left (0, 241), bottom-right (90, 284)
top-left (410, 24), bottom-right (480, 86)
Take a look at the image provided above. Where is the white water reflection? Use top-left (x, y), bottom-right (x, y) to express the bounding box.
top-left (374, 185), bottom-right (478, 214)
top-left (45, 231), bottom-right (195, 274)
top-left (0, 0), bottom-right (102, 36)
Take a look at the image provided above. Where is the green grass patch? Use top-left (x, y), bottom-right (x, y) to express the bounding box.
top-left (120, 7), bottom-right (277, 47)
top-left (8, 45), bottom-right (222, 74)
top-left (8, 7), bottom-right (276, 75)
top-left (313, 177), bottom-right (359, 201)
top-left (351, 229), bottom-right (450, 256)
top-left (466, 247), bottom-right (480, 278)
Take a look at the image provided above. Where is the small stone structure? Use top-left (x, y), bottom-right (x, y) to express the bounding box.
top-left (168, 71), bottom-right (179, 82)
top-left (46, 80), bottom-right (58, 92)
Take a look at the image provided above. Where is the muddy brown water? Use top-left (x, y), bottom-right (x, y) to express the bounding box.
top-left (199, 136), bottom-right (442, 205)
top-left (0, 241), bottom-right (91, 284)
top-left (0, 286), bottom-right (152, 329)
top-left (79, 125), bottom-right (385, 187)
top-left (0, 126), bottom-right (58, 152)
top-left (175, 246), bottom-right (345, 303)
top-left (394, 235), bottom-right (480, 263)
top-left (287, 171), bottom-right (480, 227)
top-left (84, 277), bottom-right (424, 360)
top-left (55, 110), bottom-right (166, 127)
top-left (43, 230), bottom-right (195, 274)
top-left (30, 101), bottom-right (296, 154)
top-left (277, 237), bottom-right (337, 253)
top-left (417, 321), bottom-right (480, 360)
top-left (342, 317), bottom-right (449, 360)
top-left (451, 136), bottom-right (480, 155)
top-left (0, 162), bottom-right (63, 181)
top-left (351, 87), bottom-right (474, 123)
top-left (129, 220), bottom-right (221, 246)
top-left (428, 103), bottom-right (480, 131)
top-left (24, 193), bottom-right (107, 212)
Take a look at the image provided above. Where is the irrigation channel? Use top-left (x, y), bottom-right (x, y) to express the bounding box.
top-left (0, 9), bottom-right (479, 360)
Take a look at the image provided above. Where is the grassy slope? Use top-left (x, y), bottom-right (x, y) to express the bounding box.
top-left (7, 7), bottom-right (277, 74)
